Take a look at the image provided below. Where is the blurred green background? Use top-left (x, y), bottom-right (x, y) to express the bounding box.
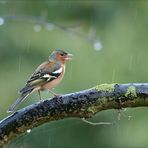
top-left (0, 1), bottom-right (148, 148)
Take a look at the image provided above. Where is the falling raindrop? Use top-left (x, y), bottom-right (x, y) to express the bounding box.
top-left (88, 26), bottom-right (96, 40)
top-left (26, 129), bottom-right (31, 133)
top-left (93, 41), bottom-right (102, 51)
top-left (26, 39), bottom-right (31, 53)
top-left (33, 24), bottom-right (42, 32)
top-left (18, 55), bottom-right (21, 72)
top-left (0, 17), bottom-right (4, 26)
top-left (69, 61), bottom-right (73, 80)
top-left (134, 8), bottom-right (138, 21)
top-left (46, 23), bottom-right (55, 31)
top-left (48, 138), bottom-right (51, 147)
top-left (129, 55), bottom-right (133, 71)
top-left (111, 69), bottom-right (116, 83)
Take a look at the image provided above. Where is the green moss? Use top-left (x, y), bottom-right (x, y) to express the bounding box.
top-left (94, 83), bottom-right (116, 93)
top-left (125, 86), bottom-right (137, 97)
top-left (97, 97), bottom-right (108, 104)
top-left (87, 106), bottom-right (97, 114)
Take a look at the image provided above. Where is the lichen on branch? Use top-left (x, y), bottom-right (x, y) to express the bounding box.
top-left (0, 83), bottom-right (148, 147)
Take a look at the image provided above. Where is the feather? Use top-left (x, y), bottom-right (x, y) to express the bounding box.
top-left (7, 88), bottom-right (34, 112)
top-left (52, 67), bottom-right (63, 74)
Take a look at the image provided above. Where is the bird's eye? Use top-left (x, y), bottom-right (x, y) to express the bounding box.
top-left (60, 53), bottom-right (65, 56)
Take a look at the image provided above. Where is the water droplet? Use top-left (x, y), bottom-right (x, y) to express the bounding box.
top-left (0, 17), bottom-right (4, 26)
top-left (46, 23), bottom-right (55, 31)
top-left (93, 41), bottom-right (102, 51)
top-left (128, 115), bottom-right (132, 120)
top-left (33, 24), bottom-right (42, 32)
top-left (27, 129), bottom-right (31, 133)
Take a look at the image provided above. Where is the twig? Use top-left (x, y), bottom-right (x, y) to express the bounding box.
top-left (1, 15), bottom-right (98, 47)
top-left (81, 118), bottom-right (112, 125)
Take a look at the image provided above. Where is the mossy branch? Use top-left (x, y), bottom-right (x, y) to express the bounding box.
top-left (0, 83), bottom-right (148, 146)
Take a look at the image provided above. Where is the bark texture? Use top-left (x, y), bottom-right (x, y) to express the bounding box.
top-left (0, 83), bottom-right (148, 147)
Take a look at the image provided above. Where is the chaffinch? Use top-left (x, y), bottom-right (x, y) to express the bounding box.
top-left (7, 49), bottom-right (73, 112)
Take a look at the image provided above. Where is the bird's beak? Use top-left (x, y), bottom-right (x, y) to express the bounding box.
top-left (65, 53), bottom-right (73, 60)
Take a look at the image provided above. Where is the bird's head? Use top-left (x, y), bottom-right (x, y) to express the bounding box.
top-left (49, 49), bottom-right (73, 64)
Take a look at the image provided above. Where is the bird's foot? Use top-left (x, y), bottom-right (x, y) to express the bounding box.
top-left (39, 98), bottom-right (44, 101)
top-left (53, 93), bottom-right (61, 97)
top-left (49, 90), bottom-right (61, 97)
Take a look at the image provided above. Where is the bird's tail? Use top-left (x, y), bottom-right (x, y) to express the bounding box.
top-left (7, 87), bottom-right (34, 113)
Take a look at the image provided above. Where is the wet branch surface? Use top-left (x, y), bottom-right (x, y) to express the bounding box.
top-left (0, 83), bottom-right (148, 147)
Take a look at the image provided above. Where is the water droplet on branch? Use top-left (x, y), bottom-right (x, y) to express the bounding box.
top-left (26, 129), bottom-right (31, 133)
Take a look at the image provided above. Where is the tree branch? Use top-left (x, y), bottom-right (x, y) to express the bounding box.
top-left (1, 15), bottom-right (99, 49)
top-left (0, 83), bottom-right (148, 146)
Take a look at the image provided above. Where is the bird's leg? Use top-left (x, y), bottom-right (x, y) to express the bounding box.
top-left (49, 89), bottom-right (60, 97)
top-left (81, 118), bottom-right (112, 125)
top-left (38, 90), bottom-right (43, 100)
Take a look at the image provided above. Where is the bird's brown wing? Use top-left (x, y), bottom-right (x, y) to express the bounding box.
top-left (19, 61), bottom-right (62, 93)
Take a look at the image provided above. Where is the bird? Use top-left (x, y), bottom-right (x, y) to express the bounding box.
top-left (7, 49), bottom-right (73, 113)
